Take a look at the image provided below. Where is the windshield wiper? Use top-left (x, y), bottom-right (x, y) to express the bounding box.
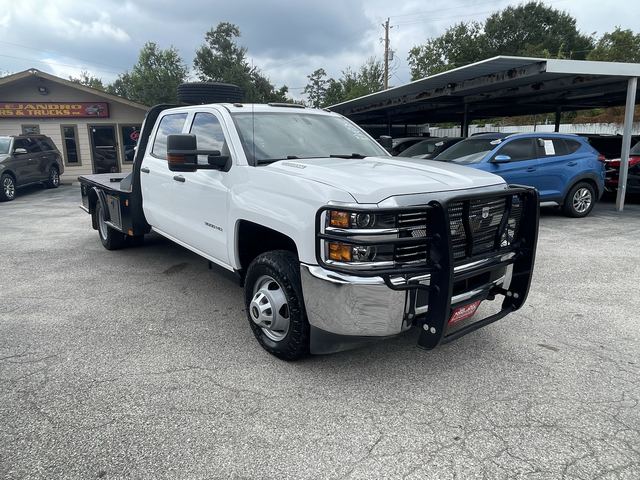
top-left (329, 153), bottom-right (368, 159)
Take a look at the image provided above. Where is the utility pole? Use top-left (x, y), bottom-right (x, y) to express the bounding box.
top-left (383, 18), bottom-right (390, 90)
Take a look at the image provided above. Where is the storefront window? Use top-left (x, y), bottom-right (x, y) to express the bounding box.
top-left (61, 125), bottom-right (80, 165)
top-left (121, 125), bottom-right (141, 163)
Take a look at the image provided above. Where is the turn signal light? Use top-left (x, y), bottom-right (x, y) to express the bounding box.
top-left (329, 210), bottom-right (350, 228)
top-left (328, 242), bottom-right (352, 262)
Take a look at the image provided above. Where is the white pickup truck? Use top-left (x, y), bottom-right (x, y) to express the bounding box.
top-left (78, 84), bottom-right (539, 360)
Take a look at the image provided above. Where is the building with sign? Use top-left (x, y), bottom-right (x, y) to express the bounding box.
top-left (0, 69), bottom-right (147, 182)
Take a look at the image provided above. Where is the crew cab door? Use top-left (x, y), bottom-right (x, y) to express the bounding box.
top-left (173, 111), bottom-right (231, 264)
top-left (140, 112), bottom-right (189, 235)
top-left (11, 138), bottom-right (41, 185)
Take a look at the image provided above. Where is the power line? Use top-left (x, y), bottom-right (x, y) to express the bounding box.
top-left (0, 53), bottom-right (124, 75)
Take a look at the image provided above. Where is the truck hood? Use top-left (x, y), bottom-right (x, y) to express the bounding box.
top-left (269, 156), bottom-right (505, 203)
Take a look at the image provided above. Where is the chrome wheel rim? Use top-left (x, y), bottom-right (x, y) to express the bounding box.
top-left (250, 275), bottom-right (290, 342)
top-left (572, 187), bottom-right (592, 214)
top-left (3, 177), bottom-right (14, 199)
top-left (97, 204), bottom-right (108, 240)
top-left (51, 169), bottom-right (59, 186)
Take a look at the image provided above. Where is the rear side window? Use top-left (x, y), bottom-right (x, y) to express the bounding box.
top-left (564, 139), bottom-right (581, 154)
top-left (497, 138), bottom-right (536, 161)
top-left (37, 138), bottom-right (56, 151)
top-left (537, 137), bottom-right (569, 157)
top-left (152, 113), bottom-right (188, 159)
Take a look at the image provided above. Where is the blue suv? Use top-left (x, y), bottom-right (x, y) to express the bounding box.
top-left (434, 133), bottom-right (605, 217)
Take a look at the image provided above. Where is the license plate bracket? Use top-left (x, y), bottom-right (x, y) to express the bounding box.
top-left (449, 300), bottom-right (482, 325)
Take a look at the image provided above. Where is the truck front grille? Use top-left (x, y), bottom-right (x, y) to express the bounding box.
top-left (448, 195), bottom-right (523, 262)
top-left (394, 211), bottom-right (429, 264)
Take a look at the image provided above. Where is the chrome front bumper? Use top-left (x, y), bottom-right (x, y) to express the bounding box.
top-left (300, 255), bottom-right (513, 341)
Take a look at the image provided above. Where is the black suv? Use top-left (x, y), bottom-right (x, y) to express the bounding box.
top-left (0, 135), bottom-right (64, 201)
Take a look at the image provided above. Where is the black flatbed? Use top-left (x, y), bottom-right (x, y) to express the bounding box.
top-left (78, 173), bottom-right (131, 194)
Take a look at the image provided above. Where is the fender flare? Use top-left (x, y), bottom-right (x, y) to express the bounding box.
top-left (562, 173), bottom-right (602, 200)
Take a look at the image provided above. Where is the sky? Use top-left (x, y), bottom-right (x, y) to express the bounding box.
top-left (0, 0), bottom-right (637, 100)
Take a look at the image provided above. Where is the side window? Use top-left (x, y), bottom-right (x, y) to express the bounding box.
top-left (189, 112), bottom-right (229, 165)
top-left (151, 113), bottom-right (188, 160)
top-left (37, 138), bottom-right (55, 152)
top-left (537, 137), bottom-right (569, 157)
top-left (497, 138), bottom-right (536, 161)
top-left (13, 138), bottom-right (41, 154)
top-left (564, 139), bottom-right (581, 154)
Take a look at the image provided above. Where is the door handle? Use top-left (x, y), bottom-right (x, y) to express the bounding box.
top-left (526, 167), bottom-right (536, 172)
top-left (173, 175), bottom-right (185, 183)
top-left (140, 167), bottom-right (150, 173)
top-left (567, 161), bottom-right (578, 166)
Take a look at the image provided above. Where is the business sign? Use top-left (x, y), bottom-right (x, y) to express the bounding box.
top-left (0, 102), bottom-right (109, 119)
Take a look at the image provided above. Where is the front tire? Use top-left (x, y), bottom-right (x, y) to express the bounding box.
top-left (46, 166), bottom-right (60, 188)
top-left (563, 182), bottom-right (595, 218)
top-left (0, 173), bottom-right (16, 201)
top-left (94, 202), bottom-right (125, 250)
top-left (244, 250), bottom-right (310, 360)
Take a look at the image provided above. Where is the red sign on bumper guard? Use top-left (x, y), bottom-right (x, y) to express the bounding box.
top-left (449, 300), bottom-right (482, 325)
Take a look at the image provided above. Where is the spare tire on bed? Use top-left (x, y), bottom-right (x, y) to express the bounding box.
top-left (177, 82), bottom-right (244, 105)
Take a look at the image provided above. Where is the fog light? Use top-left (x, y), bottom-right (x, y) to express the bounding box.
top-left (328, 242), bottom-right (352, 261)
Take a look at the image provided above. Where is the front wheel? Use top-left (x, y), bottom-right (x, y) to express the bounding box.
top-left (46, 167), bottom-right (60, 188)
top-left (563, 182), bottom-right (595, 218)
top-left (94, 201), bottom-right (125, 250)
top-left (0, 173), bottom-right (16, 201)
top-left (244, 250), bottom-right (310, 360)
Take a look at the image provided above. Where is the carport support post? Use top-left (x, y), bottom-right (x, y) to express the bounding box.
top-left (461, 104), bottom-right (469, 137)
top-left (554, 107), bottom-right (561, 132)
top-left (616, 76), bottom-right (638, 212)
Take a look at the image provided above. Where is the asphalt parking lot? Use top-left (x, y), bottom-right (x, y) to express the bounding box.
top-left (1, 184), bottom-right (639, 479)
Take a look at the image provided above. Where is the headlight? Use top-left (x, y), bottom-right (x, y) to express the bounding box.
top-left (322, 208), bottom-right (417, 269)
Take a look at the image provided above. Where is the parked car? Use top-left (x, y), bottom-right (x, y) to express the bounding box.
top-left (578, 134), bottom-right (640, 160)
top-left (434, 132), bottom-right (605, 217)
top-left (0, 135), bottom-right (64, 201)
top-left (604, 140), bottom-right (640, 194)
top-left (77, 83), bottom-right (539, 360)
top-left (389, 136), bottom-right (428, 156)
top-left (400, 137), bottom-right (463, 159)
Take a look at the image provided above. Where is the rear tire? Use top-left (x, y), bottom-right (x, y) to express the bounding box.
top-left (94, 202), bottom-right (125, 250)
top-left (244, 250), bottom-right (309, 360)
top-left (563, 182), bottom-right (595, 218)
top-left (0, 173), bottom-right (16, 201)
top-left (46, 166), bottom-right (60, 189)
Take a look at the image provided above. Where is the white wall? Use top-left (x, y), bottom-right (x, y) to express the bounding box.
top-left (0, 75), bottom-right (146, 182)
top-left (429, 122), bottom-right (640, 137)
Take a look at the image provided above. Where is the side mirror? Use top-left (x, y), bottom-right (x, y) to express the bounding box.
top-left (378, 135), bottom-right (393, 150)
top-left (13, 147), bottom-right (28, 155)
top-left (166, 134), bottom-right (230, 172)
top-left (493, 154), bottom-right (511, 163)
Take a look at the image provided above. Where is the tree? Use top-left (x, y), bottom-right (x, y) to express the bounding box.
top-left (305, 58), bottom-right (385, 107)
top-left (303, 68), bottom-right (329, 108)
top-left (483, 2), bottom-right (593, 59)
top-left (194, 22), bottom-right (289, 103)
top-left (588, 27), bottom-right (640, 63)
top-left (69, 70), bottom-right (105, 91)
top-left (408, 22), bottom-right (485, 78)
top-left (107, 42), bottom-right (188, 105)
top-left (408, 1), bottom-right (594, 80)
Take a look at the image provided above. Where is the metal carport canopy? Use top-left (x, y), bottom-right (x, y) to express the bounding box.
top-left (329, 56), bottom-right (640, 211)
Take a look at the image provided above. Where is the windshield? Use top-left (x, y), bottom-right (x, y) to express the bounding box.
top-left (631, 141), bottom-right (640, 156)
top-left (231, 112), bottom-right (388, 164)
top-left (401, 138), bottom-right (443, 157)
top-left (0, 137), bottom-right (10, 154)
top-left (436, 138), bottom-right (501, 164)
